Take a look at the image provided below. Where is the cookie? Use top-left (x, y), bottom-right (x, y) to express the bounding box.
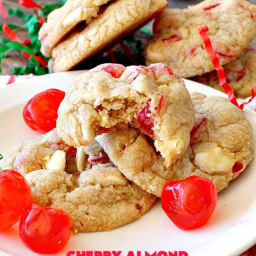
top-left (1, 130), bottom-right (156, 233)
top-left (144, 0), bottom-right (256, 78)
top-left (45, 0), bottom-right (167, 72)
top-left (97, 93), bottom-right (254, 196)
top-left (193, 46), bottom-right (256, 98)
top-left (57, 63), bottom-right (195, 167)
top-left (39, 0), bottom-right (113, 57)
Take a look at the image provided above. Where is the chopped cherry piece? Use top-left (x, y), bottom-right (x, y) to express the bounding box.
top-left (190, 118), bottom-right (208, 145)
top-left (23, 89), bottom-right (65, 133)
top-left (0, 170), bottom-right (31, 231)
top-left (126, 66), bottom-right (149, 83)
top-left (187, 46), bottom-right (198, 57)
top-left (162, 34), bottom-right (182, 43)
top-left (235, 68), bottom-right (246, 82)
top-left (137, 103), bottom-right (154, 136)
top-left (98, 126), bottom-right (115, 133)
top-left (19, 204), bottom-right (71, 254)
top-left (203, 3), bottom-right (220, 11)
top-left (155, 94), bottom-right (166, 114)
top-left (216, 51), bottom-right (236, 59)
top-left (232, 162), bottom-right (244, 173)
top-left (237, 2), bottom-right (244, 8)
top-left (149, 63), bottom-right (173, 75)
top-left (89, 155), bottom-right (110, 165)
top-left (226, 68), bottom-right (246, 83)
top-left (100, 64), bottom-right (125, 78)
top-left (161, 176), bottom-right (217, 230)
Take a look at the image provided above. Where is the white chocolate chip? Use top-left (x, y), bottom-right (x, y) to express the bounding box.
top-left (45, 150), bottom-right (66, 172)
top-left (62, 7), bottom-right (82, 27)
top-left (76, 147), bottom-right (87, 172)
top-left (194, 143), bottom-right (235, 174)
top-left (79, 166), bottom-right (128, 187)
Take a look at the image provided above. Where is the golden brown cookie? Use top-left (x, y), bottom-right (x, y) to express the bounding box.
top-left (97, 93), bottom-right (254, 196)
top-left (56, 63), bottom-right (195, 167)
top-left (43, 0), bottom-right (168, 72)
top-left (1, 130), bottom-right (156, 233)
top-left (144, 0), bottom-right (256, 77)
top-left (39, 0), bottom-right (113, 57)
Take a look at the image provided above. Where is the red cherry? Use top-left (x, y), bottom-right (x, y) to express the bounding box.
top-left (161, 176), bottom-right (217, 230)
top-left (99, 64), bottom-right (125, 78)
top-left (137, 103), bottom-right (154, 136)
top-left (23, 89), bottom-right (65, 133)
top-left (0, 170), bottom-right (31, 231)
top-left (19, 204), bottom-right (71, 254)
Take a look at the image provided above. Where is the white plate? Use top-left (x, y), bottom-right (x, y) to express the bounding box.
top-left (0, 72), bottom-right (255, 256)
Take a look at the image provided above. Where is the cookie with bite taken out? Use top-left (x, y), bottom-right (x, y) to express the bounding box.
top-left (96, 93), bottom-right (254, 196)
top-left (56, 63), bottom-right (195, 167)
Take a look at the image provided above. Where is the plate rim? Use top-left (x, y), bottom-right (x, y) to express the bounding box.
top-left (0, 71), bottom-right (256, 256)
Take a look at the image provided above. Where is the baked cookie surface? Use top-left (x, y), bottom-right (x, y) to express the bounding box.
top-left (1, 130), bottom-right (156, 233)
top-left (57, 63), bottom-right (195, 167)
top-left (193, 46), bottom-right (256, 98)
top-left (39, 0), bottom-right (113, 57)
top-left (46, 0), bottom-right (167, 72)
top-left (144, 0), bottom-right (256, 78)
top-left (97, 93), bottom-right (254, 196)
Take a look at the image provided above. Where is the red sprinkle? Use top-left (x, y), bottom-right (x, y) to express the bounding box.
top-left (232, 162), bottom-right (243, 173)
top-left (203, 3), bottom-right (220, 11)
top-left (137, 103), bottom-right (154, 136)
top-left (162, 34), bottom-right (182, 43)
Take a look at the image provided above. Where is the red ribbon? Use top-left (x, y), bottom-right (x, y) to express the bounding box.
top-left (0, 0), bottom-right (29, 44)
top-left (198, 26), bottom-right (255, 109)
top-left (18, 0), bottom-right (43, 10)
top-left (0, 0), bottom-right (46, 67)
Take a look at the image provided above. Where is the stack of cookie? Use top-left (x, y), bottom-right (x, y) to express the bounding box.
top-left (3, 63), bottom-right (253, 232)
top-left (144, 0), bottom-right (256, 98)
top-left (39, 0), bottom-right (168, 72)
top-left (40, 0), bottom-right (256, 98)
